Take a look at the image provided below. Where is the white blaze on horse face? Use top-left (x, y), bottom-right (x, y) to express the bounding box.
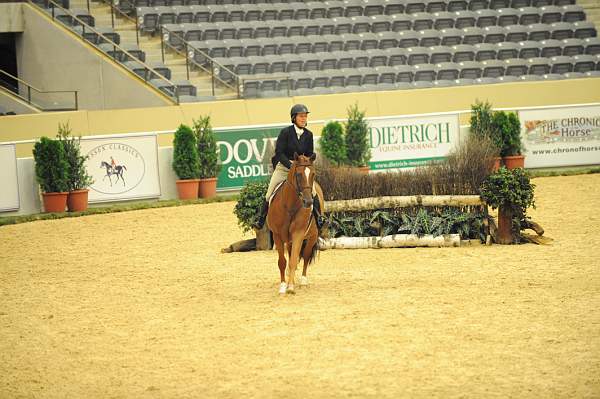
top-left (304, 167), bottom-right (310, 181)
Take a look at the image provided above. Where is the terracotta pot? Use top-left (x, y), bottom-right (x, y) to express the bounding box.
top-left (67, 189), bottom-right (89, 212)
top-left (198, 177), bottom-right (217, 198)
top-left (42, 192), bottom-right (68, 213)
top-left (176, 179), bottom-right (200, 200)
top-left (358, 165), bottom-right (370, 175)
top-left (497, 205), bottom-right (514, 245)
top-left (503, 155), bottom-right (525, 169)
top-left (492, 157), bottom-right (502, 172)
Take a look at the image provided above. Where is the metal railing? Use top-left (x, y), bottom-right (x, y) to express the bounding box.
top-left (0, 69), bottom-right (78, 111)
top-left (28, 0), bottom-right (182, 103)
top-left (159, 25), bottom-right (292, 99)
top-left (97, 0), bottom-right (140, 46)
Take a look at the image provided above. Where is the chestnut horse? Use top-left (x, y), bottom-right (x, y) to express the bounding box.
top-left (267, 153), bottom-right (324, 295)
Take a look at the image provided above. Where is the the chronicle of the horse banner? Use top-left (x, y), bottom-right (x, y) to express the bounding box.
top-left (80, 135), bottom-right (161, 203)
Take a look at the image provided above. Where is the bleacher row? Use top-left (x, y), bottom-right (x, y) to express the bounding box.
top-left (241, 69), bottom-right (600, 98)
top-left (122, 0), bottom-right (579, 17)
top-left (152, 7), bottom-right (589, 41)
top-left (139, 4), bottom-right (586, 35)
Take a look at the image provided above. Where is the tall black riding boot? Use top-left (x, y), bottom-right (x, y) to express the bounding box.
top-left (254, 200), bottom-right (269, 229)
top-left (312, 195), bottom-right (324, 230)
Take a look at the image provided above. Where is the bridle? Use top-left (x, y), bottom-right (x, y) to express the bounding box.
top-left (287, 161), bottom-right (313, 199)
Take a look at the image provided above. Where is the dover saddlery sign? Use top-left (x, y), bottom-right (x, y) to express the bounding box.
top-left (80, 135), bottom-right (161, 203)
top-left (519, 104), bottom-right (600, 168)
top-left (215, 126), bottom-right (284, 191)
top-left (0, 144), bottom-right (19, 212)
top-left (368, 114), bottom-right (460, 170)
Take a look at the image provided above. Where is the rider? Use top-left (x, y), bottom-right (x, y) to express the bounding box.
top-left (254, 104), bottom-right (324, 230)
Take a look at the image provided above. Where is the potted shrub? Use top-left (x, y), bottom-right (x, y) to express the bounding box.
top-left (33, 136), bottom-right (70, 212)
top-left (233, 180), bottom-right (271, 250)
top-left (319, 121), bottom-right (347, 167)
top-left (470, 100), bottom-right (502, 171)
top-left (480, 166), bottom-right (535, 244)
top-left (193, 115), bottom-right (220, 198)
top-left (493, 111), bottom-right (524, 169)
top-left (57, 123), bottom-right (93, 212)
top-left (344, 103), bottom-right (371, 174)
top-left (172, 124), bottom-right (201, 200)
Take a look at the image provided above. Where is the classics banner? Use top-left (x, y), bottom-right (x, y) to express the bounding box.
top-left (80, 135), bottom-right (161, 203)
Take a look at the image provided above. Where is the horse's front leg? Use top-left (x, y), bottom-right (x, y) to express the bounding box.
top-left (301, 232), bottom-right (318, 287)
top-left (286, 235), bottom-right (303, 294)
top-left (273, 234), bottom-right (287, 295)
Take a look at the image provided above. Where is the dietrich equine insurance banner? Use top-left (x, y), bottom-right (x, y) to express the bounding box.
top-left (367, 113), bottom-right (460, 170)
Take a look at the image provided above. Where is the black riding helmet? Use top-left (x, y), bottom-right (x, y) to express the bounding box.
top-left (290, 104), bottom-right (309, 123)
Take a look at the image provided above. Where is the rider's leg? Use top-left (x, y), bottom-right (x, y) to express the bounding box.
top-left (254, 163), bottom-right (289, 229)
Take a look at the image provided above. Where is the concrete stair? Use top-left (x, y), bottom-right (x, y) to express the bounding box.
top-left (577, 0), bottom-right (600, 30)
top-left (68, 0), bottom-right (237, 100)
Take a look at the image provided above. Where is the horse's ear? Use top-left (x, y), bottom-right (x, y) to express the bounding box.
top-left (309, 153), bottom-right (316, 162)
top-left (293, 152), bottom-right (299, 161)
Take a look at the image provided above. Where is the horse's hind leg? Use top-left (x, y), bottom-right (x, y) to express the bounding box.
top-left (273, 235), bottom-right (287, 295)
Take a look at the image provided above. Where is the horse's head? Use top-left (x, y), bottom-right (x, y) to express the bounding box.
top-left (289, 152), bottom-right (316, 209)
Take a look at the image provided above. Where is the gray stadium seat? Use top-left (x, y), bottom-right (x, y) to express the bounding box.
top-left (540, 39), bottom-right (563, 57)
top-left (437, 62), bottom-right (461, 79)
top-left (550, 55), bottom-right (574, 73)
top-left (541, 5), bottom-right (562, 24)
top-left (584, 37), bottom-right (600, 55)
top-left (453, 44), bottom-right (477, 62)
top-left (518, 40), bottom-right (542, 58)
top-left (474, 42), bottom-right (497, 60)
top-left (505, 24), bottom-right (529, 42)
top-left (395, 65), bottom-right (415, 82)
top-left (413, 12), bottom-right (435, 31)
top-left (551, 22), bottom-right (575, 40)
top-left (482, 59), bottom-right (506, 76)
top-left (561, 38), bottom-right (585, 56)
top-left (527, 56), bottom-right (552, 74)
top-left (414, 63), bottom-right (437, 81)
top-left (387, 48), bottom-right (408, 65)
top-left (433, 11), bottom-right (456, 30)
top-left (490, 0), bottom-right (510, 9)
top-left (399, 30), bottom-right (420, 48)
top-left (562, 5), bottom-right (585, 23)
top-left (573, 21), bottom-right (597, 39)
top-left (504, 58), bottom-right (529, 76)
top-left (497, 8), bottom-right (520, 26)
top-left (391, 14), bottom-right (413, 31)
top-left (441, 28), bottom-right (464, 46)
top-left (519, 7), bottom-right (541, 25)
top-left (496, 41), bottom-right (520, 59)
top-left (528, 23), bottom-right (552, 41)
top-left (484, 26), bottom-right (507, 43)
top-left (455, 10), bottom-right (477, 29)
top-left (476, 9), bottom-right (499, 27)
top-left (430, 45), bottom-right (453, 63)
top-left (459, 60), bottom-right (484, 78)
top-left (573, 54), bottom-right (597, 72)
top-left (462, 26), bottom-right (485, 44)
top-left (407, 47), bottom-right (431, 65)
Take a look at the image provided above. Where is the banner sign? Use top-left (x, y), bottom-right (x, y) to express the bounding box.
top-left (80, 135), bottom-right (160, 203)
top-left (0, 144), bottom-right (19, 212)
top-left (367, 114), bottom-right (460, 170)
top-left (519, 105), bottom-right (600, 168)
top-left (215, 126), bottom-right (284, 191)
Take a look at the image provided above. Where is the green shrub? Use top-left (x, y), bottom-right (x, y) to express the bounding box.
top-left (480, 166), bottom-right (535, 237)
top-left (493, 111), bottom-right (522, 157)
top-left (233, 180), bottom-right (268, 233)
top-left (344, 103), bottom-right (371, 167)
top-left (193, 115), bottom-right (221, 178)
top-left (57, 122), bottom-right (93, 191)
top-left (319, 121), bottom-right (347, 166)
top-left (172, 124), bottom-right (200, 180)
top-left (33, 136), bottom-right (70, 193)
top-left (470, 100), bottom-right (502, 152)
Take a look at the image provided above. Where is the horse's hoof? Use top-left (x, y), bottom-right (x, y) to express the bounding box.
top-left (278, 282), bottom-right (287, 295)
top-left (300, 276), bottom-right (309, 287)
top-left (286, 285), bottom-right (295, 294)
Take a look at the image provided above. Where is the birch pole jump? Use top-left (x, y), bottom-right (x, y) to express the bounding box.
top-left (323, 195), bottom-right (484, 213)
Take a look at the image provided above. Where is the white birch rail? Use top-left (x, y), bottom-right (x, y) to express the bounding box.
top-left (318, 234), bottom-right (461, 249)
top-left (324, 195), bottom-right (484, 213)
